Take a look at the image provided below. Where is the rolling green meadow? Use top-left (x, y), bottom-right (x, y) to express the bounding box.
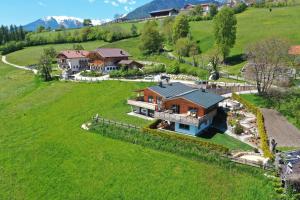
top-left (4, 3), bottom-right (300, 199)
top-left (6, 5), bottom-right (300, 77)
top-left (0, 61), bottom-right (276, 199)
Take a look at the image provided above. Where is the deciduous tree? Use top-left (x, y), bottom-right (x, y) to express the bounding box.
top-left (38, 51), bottom-right (52, 81)
top-left (245, 38), bottom-right (291, 95)
top-left (173, 14), bottom-right (189, 43)
top-left (139, 21), bottom-right (163, 55)
top-left (213, 7), bottom-right (237, 61)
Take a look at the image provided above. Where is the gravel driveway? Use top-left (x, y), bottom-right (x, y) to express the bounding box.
top-left (262, 108), bottom-right (300, 147)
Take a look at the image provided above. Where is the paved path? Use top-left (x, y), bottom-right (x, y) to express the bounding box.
top-left (2, 56), bottom-right (38, 74)
top-left (262, 109), bottom-right (300, 147)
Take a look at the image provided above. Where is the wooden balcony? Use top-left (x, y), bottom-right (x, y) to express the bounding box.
top-left (154, 109), bottom-right (217, 127)
top-left (127, 99), bottom-right (156, 110)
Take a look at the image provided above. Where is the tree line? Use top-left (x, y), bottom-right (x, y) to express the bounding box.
top-left (0, 24), bottom-right (139, 55)
top-left (0, 25), bottom-right (26, 45)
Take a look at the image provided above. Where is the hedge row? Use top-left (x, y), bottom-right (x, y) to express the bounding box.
top-left (90, 121), bottom-right (266, 176)
top-left (232, 93), bottom-right (274, 159)
top-left (143, 120), bottom-right (229, 155)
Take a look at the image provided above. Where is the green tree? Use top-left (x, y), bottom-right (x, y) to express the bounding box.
top-left (38, 51), bottom-right (52, 81)
top-left (175, 38), bottom-right (190, 61)
top-left (213, 7), bottom-right (237, 61)
top-left (166, 61), bottom-right (180, 74)
top-left (37, 25), bottom-right (45, 33)
top-left (43, 47), bottom-right (57, 61)
top-left (173, 14), bottom-right (190, 43)
top-left (209, 4), bottom-right (218, 18)
top-left (162, 17), bottom-right (174, 44)
top-left (189, 41), bottom-right (200, 66)
top-left (139, 21), bottom-right (163, 55)
top-left (83, 19), bottom-right (92, 26)
top-left (191, 5), bottom-right (203, 16)
top-left (131, 24), bottom-right (138, 36)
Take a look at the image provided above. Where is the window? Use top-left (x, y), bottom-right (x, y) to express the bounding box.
top-left (179, 124), bottom-right (190, 130)
top-left (148, 96), bottom-right (154, 103)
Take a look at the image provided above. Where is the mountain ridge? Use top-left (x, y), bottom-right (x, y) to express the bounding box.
top-left (126, 0), bottom-right (221, 20)
top-left (23, 16), bottom-right (110, 32)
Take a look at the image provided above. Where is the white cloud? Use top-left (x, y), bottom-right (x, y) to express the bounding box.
top-left (38, 1), bottom-right (47, 7)
top-left (103, 0), bottom-right (136, 11)
top-left (88, 0), bottom-right (96, 3)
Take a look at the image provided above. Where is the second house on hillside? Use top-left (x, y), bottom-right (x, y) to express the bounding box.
top-left (128, 82), bottom-right (225, 136)
top-left (57, 48), bottom-right (143, 76)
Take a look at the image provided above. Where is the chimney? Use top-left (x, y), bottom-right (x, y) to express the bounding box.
top-left (159, 81), bottom-right (163, 87)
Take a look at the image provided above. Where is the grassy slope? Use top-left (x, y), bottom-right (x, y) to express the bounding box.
top-left (6, 6), bottom-right (300, 75)
top-left (240, 94), bottom-right (300, 129)
top-left (189, 6), bottom-right (300, 74)
top-left (0, 63), bottom-right (274, 199)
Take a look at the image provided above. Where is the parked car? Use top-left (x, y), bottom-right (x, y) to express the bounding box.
top-left (195, 80), bottom-right (209, 85)
top-left (160, 74), bottom-right (170, 80)
top-left (144, 75), bottom-right (154, 80)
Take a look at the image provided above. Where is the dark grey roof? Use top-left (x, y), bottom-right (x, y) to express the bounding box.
top-left (148, 82), bottom-right (194, 98)
top-left (178, 90), bottom-right (225, 109)
top-left (149, 8), bottom-right (178, 14)
top-left (148, 82), bottom-right (224, 108)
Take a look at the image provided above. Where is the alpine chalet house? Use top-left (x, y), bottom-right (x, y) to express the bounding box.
top-left (57, 50), bottom-right (90, 74)
top-left (57, 48), bottom-right (143, 75)
top-left (87, 48), bottom-right (138, 74)
top-left (181, 3), bottom-right (211, 15)
top-left (149, 8), bottom-right (179, 18)
top-left (128, 82), bottom-right (225, 136)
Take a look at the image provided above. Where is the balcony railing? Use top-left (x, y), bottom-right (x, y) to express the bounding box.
top-left (154, 109), bottom-right (217, 127)
top-left (127, 98), bottom-right (156, 110)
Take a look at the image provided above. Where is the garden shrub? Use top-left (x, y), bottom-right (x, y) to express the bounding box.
top-left (109, 69), bottom-right (144, 78)
top-left (166, 62), bottom-right (180, 74)
top-left (234, 123), bottom-right (244, 135)
top-left (143, 64), bottom-right (166, 75)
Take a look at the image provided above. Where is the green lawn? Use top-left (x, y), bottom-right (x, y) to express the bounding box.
top-left (0, 62), bottom-right (275, 199)
top-left (241, 93), bottom-right (300, 129)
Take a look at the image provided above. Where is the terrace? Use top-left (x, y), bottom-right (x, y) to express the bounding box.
top-left (154, 109), bottom-right (217, 127)
top-left (127, 96), bottom-right (156, 110)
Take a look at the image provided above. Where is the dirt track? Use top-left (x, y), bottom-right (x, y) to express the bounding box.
top-left (262, 109), bottom-right (300, 147)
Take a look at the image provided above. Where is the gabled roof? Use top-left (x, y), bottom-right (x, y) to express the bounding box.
top-left (148, 82), bottom-right (194, 99)
top-left (57, 50), bottom-right (89, 59)
top-left (176, 89), bottom-right (225, 109)
top-left (93, 48), bottom-right (131, 58)
top-left (148, 82), bottom-right (225, 108)
top-left (149, 8), bottom-right (179, 14)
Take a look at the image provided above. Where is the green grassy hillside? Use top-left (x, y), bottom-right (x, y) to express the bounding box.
top-left (6, 6), bottom-right (300, 76)
top-left (0, 62), bottom-right (274, 199)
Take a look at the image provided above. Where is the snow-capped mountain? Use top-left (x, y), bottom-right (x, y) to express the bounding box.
top-left (23, 16), bottom-right (111, 31)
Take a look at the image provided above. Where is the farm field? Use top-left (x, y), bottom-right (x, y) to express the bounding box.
top-left (0, 62), bottom-right (274, 199)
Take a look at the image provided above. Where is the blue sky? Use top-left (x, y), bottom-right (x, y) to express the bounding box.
top-left (0, 0), bottom-right (150, 26)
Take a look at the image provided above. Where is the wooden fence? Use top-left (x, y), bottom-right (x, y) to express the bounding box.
top-left (95, 117), bottom-right (140, 130)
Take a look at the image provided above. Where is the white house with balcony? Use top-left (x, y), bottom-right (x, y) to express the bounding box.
top-left (57, 50), bottom-right (90, 74)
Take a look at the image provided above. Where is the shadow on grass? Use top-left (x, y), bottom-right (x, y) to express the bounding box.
top-left (198, 128), bottom-right (224, 139)
top-left (225, 54), bottom-right (245, 66)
